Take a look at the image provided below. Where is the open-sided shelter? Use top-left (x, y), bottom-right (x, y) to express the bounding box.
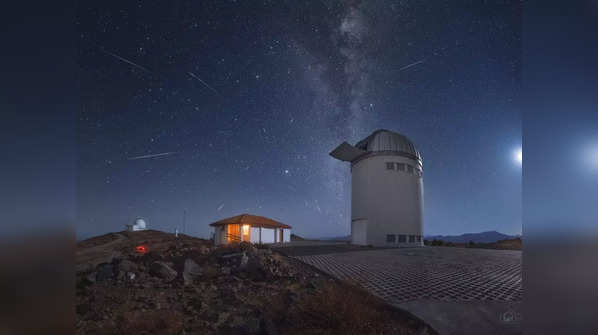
top-left (211, 214), bottom-right (291, 245)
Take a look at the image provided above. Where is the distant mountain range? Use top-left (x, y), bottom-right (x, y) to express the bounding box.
top-left (424, 231), bottom-right (518, 243)
top-left (319, 235), bottom-right (351, 241)
top-left (305, 231), bottom-right (519, 244)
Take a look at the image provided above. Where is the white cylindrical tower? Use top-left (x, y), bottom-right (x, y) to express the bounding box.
top-left (330, 129), bottom-right (424, 247)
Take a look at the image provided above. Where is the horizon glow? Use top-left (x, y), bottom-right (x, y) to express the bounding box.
top-left (585, 143), bottom-right (598, 171)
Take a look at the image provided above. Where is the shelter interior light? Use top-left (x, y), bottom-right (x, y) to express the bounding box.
top-left (242, 224), bottom-right (250, 234)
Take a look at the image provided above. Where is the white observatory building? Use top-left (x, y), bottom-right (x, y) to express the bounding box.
top-left (126, 217), bottom-right (147, 232)
top-left (330, 129), bottom-right (424, 247)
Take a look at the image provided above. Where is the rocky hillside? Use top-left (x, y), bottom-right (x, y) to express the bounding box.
top-left (76, 230), bottom-right (435, 335)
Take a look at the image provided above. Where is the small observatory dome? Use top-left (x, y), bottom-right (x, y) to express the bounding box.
top-left (134, 218), bottom-right (146, 229)
top-left (126, 217), bottom-right (147, 231)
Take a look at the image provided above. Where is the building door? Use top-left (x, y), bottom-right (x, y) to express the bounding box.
top-left (351, 219), bottom-right (368, 245)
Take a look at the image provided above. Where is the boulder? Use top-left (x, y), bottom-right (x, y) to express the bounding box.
top-left (150, 261), bottom-right (178, 282)
top-left (203, 264), bottom-right (219, 278)
top-left (95, 263), bottom-right (114, 282)
top-left (243, 257), bottom-right (266, 281)
top-left (263, 318), bottom-right (279, 335)
top-left (183, 258), bottom-right (202, 285)
top-left (220, 252), bottom-right (244, 259)
top-left (217, 312), bottom-right (230, 326)
top-left (86, 272), bottom-right (96, 283)
top-left (199, 245), bottom-right (211, 254)
top-left (118, 259), bottom-right (137, 273)
top-left (240, 252), bottom-right (249, 268)
top-left (244, 316), bottom-right (262, 334)
top-left (225, 315), bottom-right (262, 335)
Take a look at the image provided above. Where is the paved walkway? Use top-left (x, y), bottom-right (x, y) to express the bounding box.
top-left (293, 246), bottom-right (522, 335)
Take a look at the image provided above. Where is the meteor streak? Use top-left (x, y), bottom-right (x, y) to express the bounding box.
top-left (398, 59), bottom-right (425, 72)
top-left (188, 71), bottom-right (219, 95)
top-left (127, 152), bottom-right (176, 160)
top-left (99, 47), bottom-right (152, 73)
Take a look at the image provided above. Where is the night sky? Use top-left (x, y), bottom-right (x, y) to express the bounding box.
top-left (76, 1), bottom-right (521, 240)
top-left (522, 1), bottom-right (598, 237)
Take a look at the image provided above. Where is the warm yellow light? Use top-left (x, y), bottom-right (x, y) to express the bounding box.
top-left (242, 225), bottom-right (250, 234)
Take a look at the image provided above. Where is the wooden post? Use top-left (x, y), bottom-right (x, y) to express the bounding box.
top-left (259, 227), bottom-right (262, 244)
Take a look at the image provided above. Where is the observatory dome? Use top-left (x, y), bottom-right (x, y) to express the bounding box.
top-left (134, 218), bottom-right (146, 229)
top-left (355, 129), bottom-right (421, 161)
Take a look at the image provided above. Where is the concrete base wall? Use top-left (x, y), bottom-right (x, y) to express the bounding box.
top-left (350, 155), bottom-right (424, 247)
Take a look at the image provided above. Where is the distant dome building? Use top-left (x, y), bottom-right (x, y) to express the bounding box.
top-left (330, 129), bottom-right (424, 247)
top-left (126, 217), bottom-right (147, 232)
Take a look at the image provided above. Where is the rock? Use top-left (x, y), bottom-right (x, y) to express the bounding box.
top-left (76, 303), bottom-right (90, 315)
top-left (225, 315), bottom-right (262, 335)
top-left (240, 252), bottom-right (249, 268)
top-left (95, 263), bottom-right (114, 281)
top-left (203, 265), bottom-right (219, 278)
top-left (127, 272), bottom-right (136, 280)
top-left (150, 261), bottom-right (178, 282)
top-left (86, 272), bottom-right (96, 283)
top-left (263, 318), bottom-right (279, 335)
top-left (217, 312), bottom-right (230, 326)
top-left (243, 257), bottom-right (266, 281)
top-left (221, 267), bottom-right (231, 275)
top-left (183, 258), bottom-right (202, 285)
top-left (242, 316), bottom-right (262, 334)
top-left (118, 259), bottom-right (137, 273)
top-left (239, 242), bottom-right (258, 254)
top-left (221, 252), bottom-right (244, 259)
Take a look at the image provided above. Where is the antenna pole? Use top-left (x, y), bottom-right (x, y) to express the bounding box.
top-left (183, 209), bottom-right (187, 235)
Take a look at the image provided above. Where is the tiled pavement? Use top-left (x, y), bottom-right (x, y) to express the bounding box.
top-left (295, 246), bottom-right (522, 305)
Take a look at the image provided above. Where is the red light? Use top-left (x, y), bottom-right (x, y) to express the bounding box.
top-left (136, 245), bottom-right (148, 254)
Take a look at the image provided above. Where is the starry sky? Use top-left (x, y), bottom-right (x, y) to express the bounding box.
top-left (76, 0), bottom-right (521, 240)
